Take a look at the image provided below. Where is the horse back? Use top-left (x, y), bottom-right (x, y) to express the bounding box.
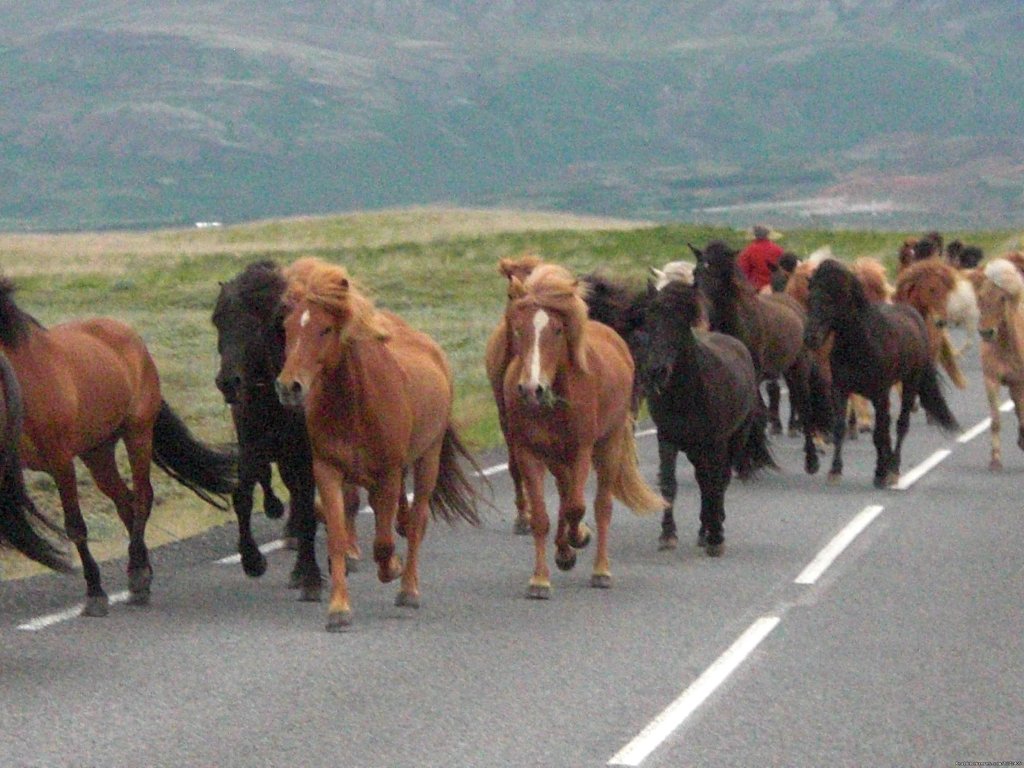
top-left (754, 292), bottom-right (806, 377)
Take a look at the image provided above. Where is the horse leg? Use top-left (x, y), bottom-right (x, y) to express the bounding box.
top-left (1009, 381), bottom-right (1024, 455)
top-left (985, 376), bottom-right (1003, 470)
top-left (508, 443), bottom-right (532, 535)
top-left (233, 447), bottom-right (267, 578)
top-left (870, 393), bottom-right (894, 488)
top-left (784, 366), bottom-right (820, 475)
top-left (51, 460), bottom-right (108, 616)
top-left (590, 465), bottom-right (614, 589)
top-left (828, 391), bottom-right (849, 483)
top-left (343, 484), bottom-right (362, 572)
top-left (766, 378), bottom-right (783, 435)
top-left (80, 442), bottom-right (154, 606)
top-left (694, 453), bottom-right (730, 556)
top-left (656, 437), bottom-right (679, 549)
top-left (551, 456), bottom-right (590, 575)
top-left (396, 447), bottom-right (441, 609)
top-left (368, 471), bottom-right (405, 586)
top-left (517, 451), bottom-right (551, 599)
top-left (257, 462), bottom-right (286, 520)
top-left (278, 457), bottom-right (321, 601)
top-left (313, 460), bottom-right (354, 631)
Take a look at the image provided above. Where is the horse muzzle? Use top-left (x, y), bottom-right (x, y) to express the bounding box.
top-left (978, 328), bottom-right (997, 343)
top-left (275, 378), bottom-right (306, 409)
top-left (215, 373), bottom-right (241, 405)
top-left (517, 382), bottom-right (558, 409)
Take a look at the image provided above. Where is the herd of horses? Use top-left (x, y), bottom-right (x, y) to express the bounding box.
top-left (2, 237), bottom-right (1024, 631)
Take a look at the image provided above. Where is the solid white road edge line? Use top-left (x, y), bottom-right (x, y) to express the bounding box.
top-left (607, 616), bottom-right (781, 767)
top-left (794, 504), bottom-right (884, 585)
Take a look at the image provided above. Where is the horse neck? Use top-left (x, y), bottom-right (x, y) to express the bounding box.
top-left (832, 304), bottom-right (882, 362)
top-left (706, 280), bottom-right (749, 338)
top-left (999, 300), bottom-right (1024, 360)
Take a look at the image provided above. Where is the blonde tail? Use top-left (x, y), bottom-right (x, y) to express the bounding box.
top-left (938, 329), bottom-right (968, 390)
top-left (603, 417), bottom-right (665, 515)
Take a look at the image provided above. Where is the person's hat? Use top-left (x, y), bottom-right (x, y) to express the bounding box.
top-left (752, 224), bottom-right (771, 239)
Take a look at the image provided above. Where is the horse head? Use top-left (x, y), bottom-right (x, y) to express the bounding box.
top-left (639, 281), bottom-right (702, 394)
top-left (211, 261), bottom-right (286, 404)
top-left (505, 264), bottom-right (588, 409)
top-left (275, 259), bottom-right (388, 409)
top-left (803, 259), bottom-right (866, 350)
top-left (977, 258), bottom-right (1024, 344)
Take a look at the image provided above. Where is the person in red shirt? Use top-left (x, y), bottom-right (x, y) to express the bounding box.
top-left (737, 224), bottom-right (784, 291)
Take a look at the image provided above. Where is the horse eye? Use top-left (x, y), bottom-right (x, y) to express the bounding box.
top-left (319, 326), bottom-right (333, 338)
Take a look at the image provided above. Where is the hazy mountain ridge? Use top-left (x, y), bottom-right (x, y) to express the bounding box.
top-left (1, 1), bottom-right (1022, 231)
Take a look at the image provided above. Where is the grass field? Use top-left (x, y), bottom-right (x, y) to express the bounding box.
top-left (1, 207), bottom-right (1019, 579)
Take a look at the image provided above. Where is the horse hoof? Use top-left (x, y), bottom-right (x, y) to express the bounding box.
top-left (378, 556), bottom-right (403, 584)
top-left (345, 555), bottom-right (360, 574)
top-left (264, 496), bottom-right (286, 520)
top-left (805, 454), bottom-right (820, 475)
top-left (513, 518), bottom-right (532, 536)
top-left (298, 580), bottom-right (322, 602)
top-left (127, 565), bottom-right (153, 594)
top-left (705, 542), bottom-right (724, 557)
top-left (81, 596), bottom-right (109, 618)
top-left (769, 423), bottom-right (783, 436)
top-left (526, 582), bottom-right (551, 600)
top-left (283, 536), bottom-right (299, 552)
top-left (697, 529), bottom-right (708, 548)
top-left (658, 535), bottom-right (678, 551)
top-left (568, 523), bottom-right (591, 549)
top-left (325, 610), bottom-right (353, 632)
top-left (126, 588), bottom-right (151, 606)
top-left (555, 551), bottom-right (577, 572)
top-left (243, 553), bottom-right (268, 579)
top-left (827, 472), bottom-right (842, 485)
top-left (395, 591), bottom-right (420, 609)
top-left (989, 458), bottom-right (1003, 471)
top-left (590, 573), bottom-right (612, 589)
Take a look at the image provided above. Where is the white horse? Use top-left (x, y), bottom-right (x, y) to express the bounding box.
top-left (650, 260), bottom-right (695, 290)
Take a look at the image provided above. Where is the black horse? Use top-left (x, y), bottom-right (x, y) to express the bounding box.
top-left (690, 241), bottom-right (832, 475)
top-left (212, 261), bottom-right (360, 601)
top-left (0, 351), bottom-right (70, 573)
top-left (803, 259), bottom-right (960, 487)
top-left (585, 275), bottom-right (773, 553)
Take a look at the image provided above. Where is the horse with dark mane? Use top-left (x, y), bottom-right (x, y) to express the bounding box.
top-left (0, 350), bottom-right (70, 573)
top-left (690, 241), bottom-right (832, 474)
top-left (0, 275), bottom-right (236, 615)
top-left (212, 261), bottom-right (361, 600)
top-left (804, 259), bottom-right (959, 487)
top-left (276, 258), bottom-right (482, 630)
top-left (641, 281), bottom-right (775, 554)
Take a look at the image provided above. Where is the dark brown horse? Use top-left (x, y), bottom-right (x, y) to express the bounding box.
top-left (502, 263), bottom-right (663, 597)
top-left (0, 276), bottom-right (236, 615)
top-left (276, 258), bottom-right (481, 631)
top-left (0, 350), bottom-right (70, 573)
top-left (804, 259), bottom-right (959, 487)
top-left (691, 241), bottom-right (831, 474)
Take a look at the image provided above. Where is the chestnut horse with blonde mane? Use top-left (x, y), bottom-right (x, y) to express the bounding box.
top-left (485, 253), bottom-right (543, 535)
top-left (275, 258), bottom-right (481, 631)
top-left (0, 276), bottom-right (236, 615)
top-left (971, 255), bottom-right (1024, 470)
top-left (502, 263), bottom-right (663, 599)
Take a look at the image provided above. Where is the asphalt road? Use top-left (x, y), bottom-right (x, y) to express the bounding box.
top-left (2, 332), bottom-right (1022, 768)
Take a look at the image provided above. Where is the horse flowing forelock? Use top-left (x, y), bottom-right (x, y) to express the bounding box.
top-left (984, 258), bottom-right (1024, 299)
top-left (523, 264), bottom-right (590, 371)
top-left (289, 259), bottom-right (390, 340)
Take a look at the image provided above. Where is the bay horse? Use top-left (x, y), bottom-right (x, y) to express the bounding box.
top-left (641, 281), bottom-right (775, 553)
top-left (970, 256), bottom-right (1024, 470)
top-left (0, 276), bottom-right (236, 616)
top-left (502, 264), bottom-right (663, 598)
top-left (275, 257), bottom-right (481, 631)
top-left (212, 260), bottom-right (361, 601)
top-left (690, 241), bottom-right (831, 473)
top-left (0, 350), bottom-right (70, 573)
top-left (803, 259), bottom-right (960, 487)
top-left (484, 253), bottom-right (543, 535)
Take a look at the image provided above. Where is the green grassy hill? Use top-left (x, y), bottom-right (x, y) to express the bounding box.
top-left (1, 2), bottom-right (1022, 232)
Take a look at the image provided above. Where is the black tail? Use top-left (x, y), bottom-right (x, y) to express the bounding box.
top-left (152, 401), bottom-right (238, 510)
top-left (918, 363), bottom-right (960, 434)
top-left (429, 427), bottom-right (485, 526)
top-left (732, 407), bottom-right (777, 479)
top-left (0, 457), bottom-right (71, 573)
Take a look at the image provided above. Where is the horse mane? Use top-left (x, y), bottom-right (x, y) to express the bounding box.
top-left (813, 259), bottom-right (871, 312)
top-left (519, 263), bottom-right (591, 372)
top-left (284, 257), bottom-right (390, 341)
top-left (656, 281), bottom-right (705, 328)
top-left (701, 240), bottom-right (755, 298)
top-left (0, 275), bottom-right (44, 349)
top-left (498, 252), bottom-right (543, 293)
top-left (984, 258), bottom-right (1024, 298)
top-left (213, 260), bottom-right (286, 322)
top-left (895, 258), bottom-right (957, 303)
top-left (581, 271), bottom-right (643, 339)
top-left (851, 257), bottom-right (894, 303)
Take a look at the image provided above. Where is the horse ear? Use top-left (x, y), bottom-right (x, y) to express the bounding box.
top-left (650, 266), bottom-right (664, 280)
top-left (508, 276), bottom-right (527, 299)
top-left (687, 243), bottom-right (703, 259)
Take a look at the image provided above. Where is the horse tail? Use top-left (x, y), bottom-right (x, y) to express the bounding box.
top-left (429, 426), bottom-right (483, 526)
top-left (937, 330), bottom-right (967, 389)
top-left (733, 406), bottom-right (778, 479)
top-left (605, 417), bottom-right (664, 515)
top-left (917, 363), bottom-right (960, 434)
top-left (0, 460), bottom-right (71, 573)
top-left (152, 401), bottom-right (238, 510)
